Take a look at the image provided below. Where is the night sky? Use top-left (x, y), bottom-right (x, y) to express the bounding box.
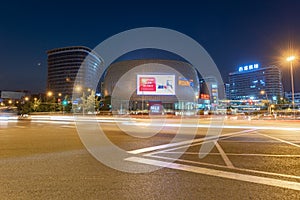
top-left (1, 0), bottom-right (300, 93)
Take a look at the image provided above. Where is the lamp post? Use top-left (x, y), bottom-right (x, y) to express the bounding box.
top-left (261, 90), bottom-right (270, 114)
top-left (47, 91), bottom-right (54, 113)
top-left (75, 85), bottom-right (86, 115)
top-left (287, 56), bottom-right (296, 119)
top-left (260, 90), bottom-right (268, 100)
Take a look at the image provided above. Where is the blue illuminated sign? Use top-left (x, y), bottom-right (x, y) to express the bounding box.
top-left (238, 63), bottom-right (259, 72)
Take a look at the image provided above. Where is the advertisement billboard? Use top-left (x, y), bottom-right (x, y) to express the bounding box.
top-left (1, 91), bottom-right (25, 99)
top-left (137, 75), bottom-right (175, 95)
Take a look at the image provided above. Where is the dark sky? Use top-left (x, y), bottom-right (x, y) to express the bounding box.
top-left (1, 0), bottom-right (300, 93)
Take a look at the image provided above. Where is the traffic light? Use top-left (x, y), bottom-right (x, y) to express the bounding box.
top-left (62, 100), bottom-right (68, 106)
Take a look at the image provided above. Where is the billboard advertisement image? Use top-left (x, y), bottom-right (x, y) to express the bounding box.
top-left (137, 75), bottom-right (175, 95)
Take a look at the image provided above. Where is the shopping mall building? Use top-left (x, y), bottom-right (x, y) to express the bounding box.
top-left (102, 59), bottom-right (200, 114)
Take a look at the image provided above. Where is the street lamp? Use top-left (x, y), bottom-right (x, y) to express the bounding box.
top-left (260, 90), bottom-right (269, 102)
top-left (46, 91), bottom-right (55, 113)
top-left (47, 91), bottom-right (53, 97)
top-left (260, 90), bottom-right (269, 114)
top-left (75, 85), bottom-right (82, 92)
top-left (286, 55), bottom-right (296, 118)
top-left (75, 85), bottom-right (87, 114)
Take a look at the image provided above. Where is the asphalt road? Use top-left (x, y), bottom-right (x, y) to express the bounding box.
top-left (0, 116), bottom-right (300, 199)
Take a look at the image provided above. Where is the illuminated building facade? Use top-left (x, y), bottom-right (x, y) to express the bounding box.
top-left (228, 64), bottom-right (283, 101)
top-left (285, 92), bottom-right (300, 105)
top-left (47, 46), bottom-right (102, 97)
top-left (198, 77), bottom-right (219, 110)
top-left (102, 59), bottom-right (199, 114)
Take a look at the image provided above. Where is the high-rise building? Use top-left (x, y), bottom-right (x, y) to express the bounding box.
top-left (224, 83), bottom-right (230, 100)
top-left (284, 92), bottom-right (300, 104)
top-left (47, 46), bottom-right (102, 97)
top-left (228, 64), bottom-right (283, 101)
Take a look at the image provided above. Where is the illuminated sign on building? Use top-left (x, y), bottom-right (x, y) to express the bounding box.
top-left (238, 64), bottom-right (259, 72)
top-left (178, 77), bottom-right (194, 87)
top-left (200, 94), bottom-right (210, 100)
top-left (148, 101), bottom-right (163, 114)
top-left (137, 75), bottom-right (175, 95)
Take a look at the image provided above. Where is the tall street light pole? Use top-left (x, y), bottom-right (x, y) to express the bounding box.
top-left (287, 56), bottom-right (295, 118)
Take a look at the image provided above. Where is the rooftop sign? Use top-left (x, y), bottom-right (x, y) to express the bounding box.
top-left (238, 64), bottom-right (259, 72)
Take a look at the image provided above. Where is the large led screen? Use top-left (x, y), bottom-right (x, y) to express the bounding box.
top-left (137, 75), bottom-right (175, 95)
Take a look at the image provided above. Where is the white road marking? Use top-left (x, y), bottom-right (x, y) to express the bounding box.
top-left (128, 129), bottom-right (255, 154)
top-left (60, 125), bottom-right (75, 128)
top-left (215, 142), bottom-right (234, 168)
top-left (256, 132), bottom-right (300, 148)
top-left (153, 129), bottom-right (254, 154)
top-left (125, 156), bottom-right (300, 191)
top-left (15, 125), bottom-right (26, 128)
top-left (157, 152), bottom-right (300, 157)
top-left (219, 140), bottom-right (283, 143)
top-left (144, 154), bottom-right (300, 180)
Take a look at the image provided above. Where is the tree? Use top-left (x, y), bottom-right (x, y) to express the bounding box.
top-left (18, 101), bottom-right (31, 115)
top-left (80, 90), bottom-right (100, 114)
top-left (31, 98), bottom-right (41, 112)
